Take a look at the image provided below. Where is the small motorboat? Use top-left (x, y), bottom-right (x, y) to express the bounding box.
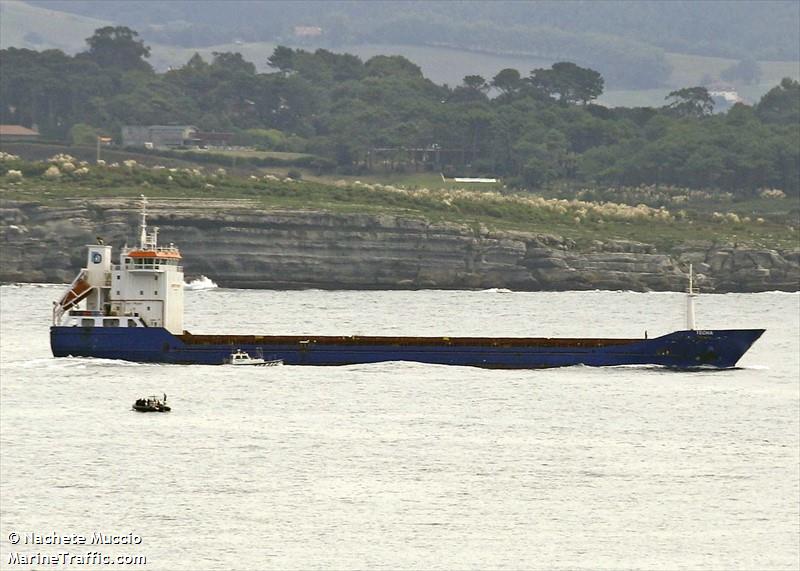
top-left (132, 394), bottom-right (171, 412)
top-left (227, 349), bottom-right (283, 366)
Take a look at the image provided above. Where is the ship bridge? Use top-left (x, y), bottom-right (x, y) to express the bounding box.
top-left (121, 245), bottom-right (183, 271)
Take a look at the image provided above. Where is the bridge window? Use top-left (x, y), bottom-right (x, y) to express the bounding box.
top-left (105, 318), bottom-right (119, 327)
top-left (128, 319), bottom-right (138, 327)
top-left (81, 318), bottom-right (94, 327)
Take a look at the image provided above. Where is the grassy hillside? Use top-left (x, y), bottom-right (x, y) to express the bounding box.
top-left (2, 153), bottom-right (797, 252)
top-left (603, 54), bottom-right (800, 107)
top-left (25, 1), bottom-right (800, 62)
top-left (0, 0), bottom-right (110, 52)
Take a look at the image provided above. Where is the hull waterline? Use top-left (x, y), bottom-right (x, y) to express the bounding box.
top-left (50, 327), bottom-right (765, 369)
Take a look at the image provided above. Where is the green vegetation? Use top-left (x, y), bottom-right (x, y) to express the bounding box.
top-left (6, 2), bottom-right (798, 110)
top-left (2, 153), bottom-right (797, 251)
top-left (131, 147), bottom-right (333, 172)
top-left (2, 30), bottom-right (799, 202)
top-left (173, 149), bottom-right (312, 161)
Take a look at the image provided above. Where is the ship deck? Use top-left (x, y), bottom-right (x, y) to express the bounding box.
top-left (177, 333), bottom-right (640, 348)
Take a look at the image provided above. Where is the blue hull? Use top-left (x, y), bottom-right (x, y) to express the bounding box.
top-left (50, 327), bottom-right (764, 369)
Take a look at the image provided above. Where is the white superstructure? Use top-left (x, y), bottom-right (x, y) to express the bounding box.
top-left (54, 196), bottom-right (184, 333)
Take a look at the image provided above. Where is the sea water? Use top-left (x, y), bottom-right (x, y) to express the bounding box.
top-left (1, 285), bottom-right (798, 570)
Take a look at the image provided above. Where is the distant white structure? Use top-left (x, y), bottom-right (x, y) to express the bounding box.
top-left (122, 125), bottom-right (198, 149)
top-left (441, 173), bottom-right (498, 183)
top-left (454, 177), bottom-right (498, 183)
top-left (293, 26), bottom-right (322, 37)
top-left (709, 89), bottom-right (744, 112)
top-left (709, 90), bottom-right (743, 104)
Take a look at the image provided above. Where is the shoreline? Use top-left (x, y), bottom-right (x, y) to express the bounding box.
top-left (2, 198), bottom-right (797, 294)
top-left (4, 281), bottom-right (798, 294)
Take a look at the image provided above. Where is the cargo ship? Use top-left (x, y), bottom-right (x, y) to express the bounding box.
top-left (50, 197), bottom-right (764, 368)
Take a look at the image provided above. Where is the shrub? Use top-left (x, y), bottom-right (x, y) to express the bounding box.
top-left (69, 123), bottom-right (98, 146)
top-left (43, 165), bottom-right (61, 179)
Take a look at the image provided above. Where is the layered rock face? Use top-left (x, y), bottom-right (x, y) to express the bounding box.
top-left (1, 199), bottom-right (798, 292)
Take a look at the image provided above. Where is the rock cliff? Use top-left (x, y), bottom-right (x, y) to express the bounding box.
top-left (1, 199), bottom-right (798, 292)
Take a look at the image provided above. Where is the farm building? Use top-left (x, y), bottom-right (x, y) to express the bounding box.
top-left (122, 125), bottom-right (198, 149)
top-left (0, 124), bottom-right (40, 141)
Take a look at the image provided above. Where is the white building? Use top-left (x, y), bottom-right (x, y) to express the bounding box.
top-left (122, 125), bottom-right (198, 149)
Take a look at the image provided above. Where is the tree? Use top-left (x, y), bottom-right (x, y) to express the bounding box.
top-left (84, 26), bottom-right (151, 72)
top-left (463, 106), bottom-right (492, 162)
top-left (665, 87), bottom-right (714, 118)
top-left (69, 123), bottom-right (99, 145)
top-left (446, 75), bottom-right (489, 103)
top-left (756, 78), bottom-right (800, 124)
top-left (365, 55), bottom-right (423, 78)
top-left (515, 129), bottom-right (569, 187)
top-left (527, 62), bottom-right (604, 105)
top-left (211, 52), bottom-right (256, 75)
top-left (462, 75), bottom-right (488, 92)
top-left (321, 50), bottom-right (364, 82)
top-left (268, 46), bottom-right (295, 73)
top-left (491, 68), bottom-right (522, 96)
top-left (185, 52), bottom-right (209, 71)
top-left (563, 110), bottom-right (623, 153)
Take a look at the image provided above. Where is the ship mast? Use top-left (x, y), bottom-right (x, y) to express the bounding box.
top-left (138, 194), bottom-right (159, 250)
top-left (685, 263), bottom-right (697, 330)
top-left (139, 194), bottom-right (148, 249)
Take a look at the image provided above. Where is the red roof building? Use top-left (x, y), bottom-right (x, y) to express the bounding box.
top-left (0, 125), bottom-right (40, 140)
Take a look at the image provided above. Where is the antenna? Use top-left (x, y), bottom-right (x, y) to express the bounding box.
top-left (139, 194), bottom-right (148, 249)
top-left (686, 263), bottom-right (697, 330)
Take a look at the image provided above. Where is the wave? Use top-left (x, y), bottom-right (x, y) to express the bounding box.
top-left (0, 282), bottom-right (65, 289)
top-left (7, 356), bottom-right (158, 369)
top-left (184, 276), bottom-right (218, 291)
top-left (746, 290), bottom-right (800, 295)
